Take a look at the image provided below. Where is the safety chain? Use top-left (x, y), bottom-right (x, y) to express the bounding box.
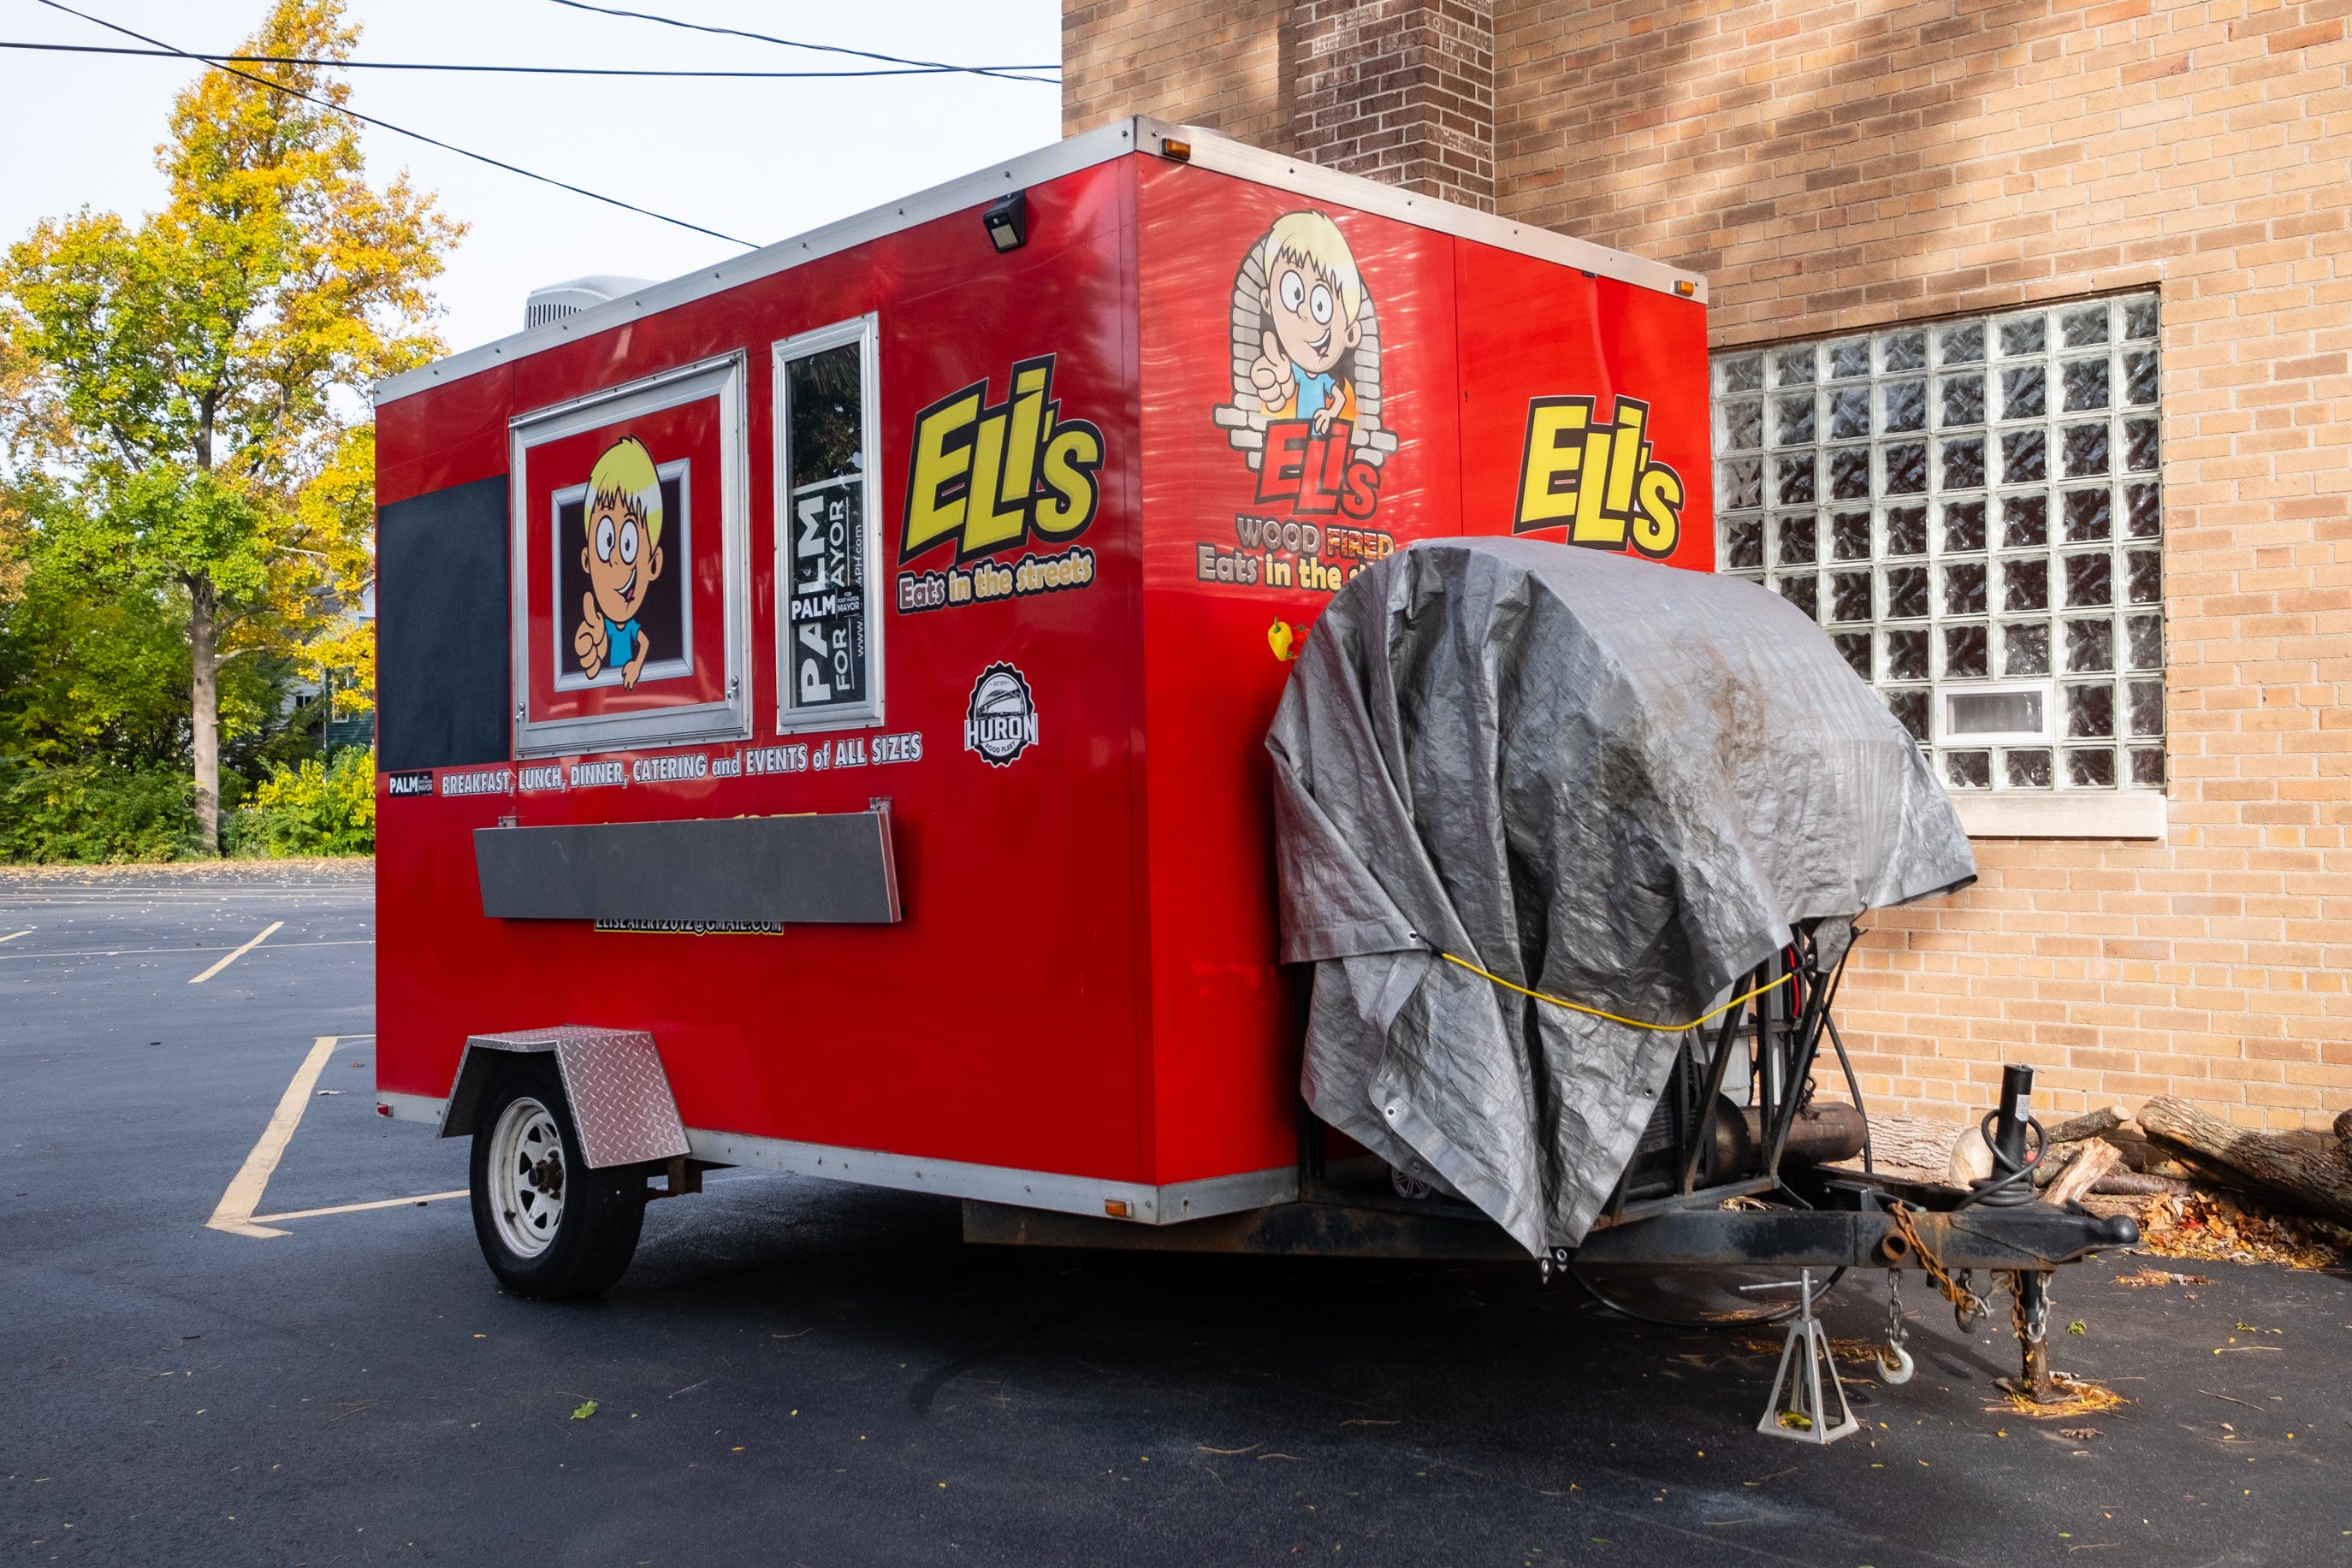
top-left (1887, 1202), bottom-right (1994, 1331)
top-left (1885, 1268), bottom-right (1905, 1350)
top-left (2006, 1269), bottom-right (2047, 1346)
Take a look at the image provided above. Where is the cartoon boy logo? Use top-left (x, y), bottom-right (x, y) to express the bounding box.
top-left (1250, 211), bottom-right (1365, 435)
top-left (572, 435), bottom-right (666, 689)
top-left (1216, 210), bottom-right (1399, 477)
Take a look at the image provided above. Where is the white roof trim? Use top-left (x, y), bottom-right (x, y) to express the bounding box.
top-left (376, 116), bottom-right (1707, 408)
top-left (1140, 122), bottom-right (1702, 305)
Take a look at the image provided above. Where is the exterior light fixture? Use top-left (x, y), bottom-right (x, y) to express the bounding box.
top-left (984, 191), bottom-right (1028, 253)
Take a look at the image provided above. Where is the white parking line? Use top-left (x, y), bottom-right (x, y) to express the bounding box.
top-left (252, 1190), bottom-right (470, 1224)
top-left (2, 938), bottom-right (372, 962)
top-left (189, 920), bottom-right (284, 984)
top-left (206, 1034), bottom-right (339, 1239)
top-left (209, 1033), bottom-right (450, 1240)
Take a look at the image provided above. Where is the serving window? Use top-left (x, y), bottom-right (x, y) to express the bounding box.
top-left (774, 317), bottom-right (883, 732)
top-left (509, 353), bottom-right (750, 757)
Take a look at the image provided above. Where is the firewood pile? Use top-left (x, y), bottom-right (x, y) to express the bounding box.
top-left (1847, 1102), bottom-right (2352, 1270)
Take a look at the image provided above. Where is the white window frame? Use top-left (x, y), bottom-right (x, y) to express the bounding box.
top-left (508, 352), bottom-right (753, 759)
top-left (1934, 681), bottom-right (2054, 748)
top-left (773, 315), bottom-right (886, 734)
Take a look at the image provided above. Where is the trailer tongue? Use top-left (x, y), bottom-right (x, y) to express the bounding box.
top-left (372, 118), bottom-right (2130, 1443)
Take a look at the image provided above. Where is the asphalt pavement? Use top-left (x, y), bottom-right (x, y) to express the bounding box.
top-left (3, 863), bottom-right (2347, 1567)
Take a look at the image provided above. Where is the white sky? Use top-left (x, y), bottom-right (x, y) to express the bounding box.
top-left (3, 0), bottom-right (1063, 360)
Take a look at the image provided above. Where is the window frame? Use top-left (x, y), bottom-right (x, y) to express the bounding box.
top-left (772, 314), bottom-right (886, 735)
top-left (507, 351), bottom-right (753, 760)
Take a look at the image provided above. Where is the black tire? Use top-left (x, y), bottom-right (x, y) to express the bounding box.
top-left (468, 1057), bottom-right (647, 1300)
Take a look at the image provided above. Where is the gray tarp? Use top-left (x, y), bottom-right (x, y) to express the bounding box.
top-left (1267, 538), bottom-right (1975, 1255)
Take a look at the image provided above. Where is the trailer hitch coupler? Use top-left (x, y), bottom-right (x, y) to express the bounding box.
top-left (1992, 1064), bottom-right (2034, 1171)
top-left (1971, 1062), bottom-right (2042, 1208)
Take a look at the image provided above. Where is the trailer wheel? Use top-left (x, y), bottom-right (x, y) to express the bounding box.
top-left (469, 1059), bottom-right (646, 1299)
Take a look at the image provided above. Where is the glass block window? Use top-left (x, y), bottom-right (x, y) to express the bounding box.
top-left (1712, 293), bottom-right (2165, 792)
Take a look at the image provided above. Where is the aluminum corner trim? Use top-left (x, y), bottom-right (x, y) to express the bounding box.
top-left (376, 115), bottom-right (1705, 407)
top-left (684, 1127), bottom-right (1297, 1225)
top-left (374, 119), bottom-right (1147, 406)
top-left (376, 1091), bottom-right (446, 1125)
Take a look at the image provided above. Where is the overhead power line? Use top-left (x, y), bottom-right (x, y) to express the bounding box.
top-left (0, 38), bottom-right (1044, 80)
top-left (542, 0), bottom-right (1057, 83)
top-left (33, 0), bottom-right (758, 251)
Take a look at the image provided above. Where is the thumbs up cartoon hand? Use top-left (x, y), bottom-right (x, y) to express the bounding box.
top-left (1251, 328), bottom-right (1293, 411)
top-left (574, 591), bottom-right (607, 675)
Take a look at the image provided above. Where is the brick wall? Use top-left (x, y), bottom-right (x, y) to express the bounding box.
top-left (1063, 0), bottom-right (1294, 148)
top-left (1065, 0), bottom-right (2352, 1130)
top-left (1490, 0), bottom-right (2352, 1132)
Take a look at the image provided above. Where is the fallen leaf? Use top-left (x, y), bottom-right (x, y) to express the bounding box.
top-left (2116, 1269), bottom-right (2212, 1287)
top-left (572, 1399), bottom-right (599, 1420)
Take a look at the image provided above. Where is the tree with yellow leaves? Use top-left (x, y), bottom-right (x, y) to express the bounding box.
top-left (3, 0), bottom-right (459, 850)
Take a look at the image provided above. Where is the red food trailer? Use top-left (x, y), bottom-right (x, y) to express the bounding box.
top-left (373, 121), bottom-right (2126, 1417)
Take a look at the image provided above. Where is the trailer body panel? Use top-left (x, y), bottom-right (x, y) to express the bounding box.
top-left (376, 125), bottom-right (1713, 1219)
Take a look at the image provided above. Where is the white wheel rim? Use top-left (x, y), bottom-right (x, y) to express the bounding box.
top-left (488, 1096), bottom-right (566, 1257)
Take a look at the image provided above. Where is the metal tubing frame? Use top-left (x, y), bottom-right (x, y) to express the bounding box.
top-left (1677, 967), bottom-right (1760, 1195)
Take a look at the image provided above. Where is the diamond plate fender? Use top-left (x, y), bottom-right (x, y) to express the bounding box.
top-left (439, 1026), bottom-right (690, 1169)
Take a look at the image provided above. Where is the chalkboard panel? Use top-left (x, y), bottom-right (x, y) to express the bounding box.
top-left (378, 476), bottom-right (511, 770)
top-left (473, 812), bottom-right (902, 925)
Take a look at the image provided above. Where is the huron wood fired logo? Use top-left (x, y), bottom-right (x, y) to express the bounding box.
top-left (963, 663), bottom-right (1039, 766)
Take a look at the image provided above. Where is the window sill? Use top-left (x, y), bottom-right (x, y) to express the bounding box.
top-left (1950, 790), bottom-right (2165, 841)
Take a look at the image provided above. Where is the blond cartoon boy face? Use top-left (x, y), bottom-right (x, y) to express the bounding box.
top-left (1249, 211), bottom-right (1366, 436)
top-left (572, 436), bottom-right (666, 689)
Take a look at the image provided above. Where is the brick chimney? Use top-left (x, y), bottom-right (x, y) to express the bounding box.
top-left (1289, 0), bottom-right (1496, 211)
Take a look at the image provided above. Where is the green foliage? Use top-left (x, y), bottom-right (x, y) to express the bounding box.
top-left (225, 745), bottom-right (373, 857)
top-left (0, 0), bottom-right (458, 849)
top-left (0, 759), bottom-right (198, 863)
top-left (0, 497), bottom-right (193, 767)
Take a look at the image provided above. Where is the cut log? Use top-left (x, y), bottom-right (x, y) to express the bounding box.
top-left (2041, 1139), bottom-right (2124, 1208)
top-left (2137, 1098), bottom-right (2352, 1229)
top-left (2047, 1104), bottom-right (2130, 1145)
top-left (2102, 1127), bottom-right (2196, 1180)
top-left (2032, 1139), bottom-right (2081, 1186)
top-left (2335, 1108), bottom-right (2351, 1150)
top-left (1947, 1124), bottom-right (1993, 1185)
top-left (2094, 1171), bottom-right (2195, 1198)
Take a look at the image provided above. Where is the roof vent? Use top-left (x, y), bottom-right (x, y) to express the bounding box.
top-left (524, 275), bottom-right (655, 329)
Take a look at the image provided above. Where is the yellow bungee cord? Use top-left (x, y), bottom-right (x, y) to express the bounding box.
top-left (1436, 950), bottom-right (1793, 1033)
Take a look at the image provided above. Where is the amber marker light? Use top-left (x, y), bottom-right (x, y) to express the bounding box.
top-left (1163, 139), bottom-right (1193, 162)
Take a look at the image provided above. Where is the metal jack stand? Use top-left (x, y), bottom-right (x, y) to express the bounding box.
top-left (1748, 1270), bottom-right (1860, 1445)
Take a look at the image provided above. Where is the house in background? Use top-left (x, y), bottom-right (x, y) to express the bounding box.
top-left (280, 577), bottom-right (375, 754)
top-left (1062, 0), bottom-right (2350, 1129)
